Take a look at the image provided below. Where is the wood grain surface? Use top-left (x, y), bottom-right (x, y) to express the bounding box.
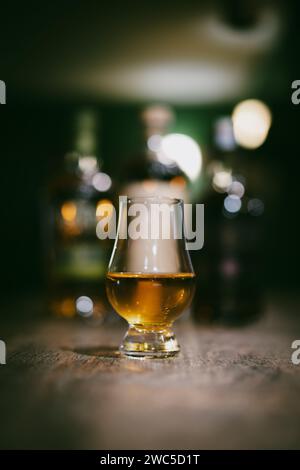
top-left (0, 296), bottom-right (300, 449)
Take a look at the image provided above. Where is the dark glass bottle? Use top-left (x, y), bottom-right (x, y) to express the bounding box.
top-left (192, 117), bottom-right (265, 326)
top-left (45, 109), bottom-right (114, 320)
top-left (121, 105), bottom-right (189, 202)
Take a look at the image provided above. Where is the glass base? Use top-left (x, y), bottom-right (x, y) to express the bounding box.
top-left (120, 325), bottom-right (180, 358)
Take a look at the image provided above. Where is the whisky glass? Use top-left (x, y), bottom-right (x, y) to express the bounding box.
top-left (106, 196), bottom-right (195, 358)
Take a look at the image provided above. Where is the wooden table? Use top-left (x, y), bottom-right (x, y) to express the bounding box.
top-left (0, 295), bottom-right (300, 449)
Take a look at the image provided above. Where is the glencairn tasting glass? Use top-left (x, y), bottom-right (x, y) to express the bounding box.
top-left (106, 197), bottom-right (195, 357)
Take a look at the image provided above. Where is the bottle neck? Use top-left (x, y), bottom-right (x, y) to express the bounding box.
top-left (142, 125), bottom-right (169, 164)
top-left (66, 109), bottom-right (101, 177)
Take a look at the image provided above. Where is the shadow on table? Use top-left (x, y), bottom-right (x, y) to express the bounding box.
top-left (67, 345), bottom-right (121, 359)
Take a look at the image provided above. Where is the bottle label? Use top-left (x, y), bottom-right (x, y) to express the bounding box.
top-left (53, 242), bottom-right (108, 280)
top-left (122, 180), bottom-right (188, 201)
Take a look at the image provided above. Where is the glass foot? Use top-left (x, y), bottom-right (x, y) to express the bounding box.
top-left (120, 325), bottom-right (180, 358)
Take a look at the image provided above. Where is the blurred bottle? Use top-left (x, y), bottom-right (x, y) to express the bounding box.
top-left (121, 104), bottom-right (189, 201)
top-left (192, 117), bottom-right (264, 326)
top-left (44, 109), bottom-right (114, 320)
top-left (118, 105), bottom-right (195, 321)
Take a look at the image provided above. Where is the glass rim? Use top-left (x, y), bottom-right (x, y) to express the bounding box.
top-left (125, 196), bottom-right (183, 205)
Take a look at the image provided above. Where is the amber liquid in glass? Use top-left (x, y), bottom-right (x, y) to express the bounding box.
top-left (106, 272), bottom-right (195, 329)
